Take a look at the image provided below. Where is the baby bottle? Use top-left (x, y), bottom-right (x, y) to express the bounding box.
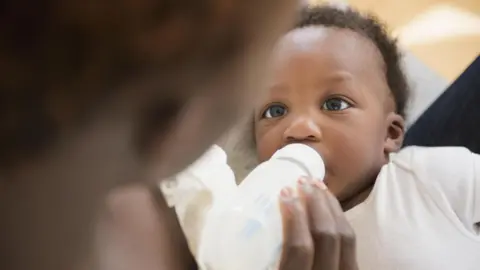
top-left (199, 143), bottom-right (325, 270)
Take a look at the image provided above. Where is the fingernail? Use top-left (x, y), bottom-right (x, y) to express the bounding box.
top-left (280, 188), bottom-right (298, 216)
top-left (280, 187), bottom-right (294, 202)
top-left (314, 181), bottom-right (328, 190)
top-left (298, 176), bottom-right (308, 185)
top-left (298, 177), bottom-right (314, 194)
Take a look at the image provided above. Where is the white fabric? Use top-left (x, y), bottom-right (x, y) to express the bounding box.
top-left (346, 146), bottom-right (480, 270)
top-left (159, 145), bottom-right (237, 260)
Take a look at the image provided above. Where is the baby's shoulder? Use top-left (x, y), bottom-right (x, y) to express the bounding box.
top-left (393, 146), bottom-right (475, 174)
top-left (390, 146), bottom-right (478, 194)
top-left (389, 148), bottom-right (480, 232)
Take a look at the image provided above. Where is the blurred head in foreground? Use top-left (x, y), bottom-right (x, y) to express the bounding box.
top-left (0, 0), bottom-right (297, 269)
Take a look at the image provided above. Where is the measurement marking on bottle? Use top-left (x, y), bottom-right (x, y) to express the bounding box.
top-left (240, 194), bottom-right (274, 238)
top-left (241, 218), bottom-right (263, 238)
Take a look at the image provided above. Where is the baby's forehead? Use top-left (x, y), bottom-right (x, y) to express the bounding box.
top-left (265, 26), bottom-right (392, 104)
top-left (272, 26), bottom-right (385, 70)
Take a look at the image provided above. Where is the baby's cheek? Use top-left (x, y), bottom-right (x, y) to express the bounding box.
top-left (255, 138), bottom-right (276, 162)
top-left (254, 126), bottom-right (282, 162)
top-left (330, 137), bottom-right (375, 176)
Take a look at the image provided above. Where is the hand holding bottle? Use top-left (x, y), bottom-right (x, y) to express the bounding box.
top-left (278, 177), bottom-right (358, 270)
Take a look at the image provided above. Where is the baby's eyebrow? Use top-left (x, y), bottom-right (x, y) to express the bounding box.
top-left (267, 83), bottom-right (290, 95)
top-left (316, 71), bottom-right (358, 92)
top-left (319, 71), bottom-right (354, 83)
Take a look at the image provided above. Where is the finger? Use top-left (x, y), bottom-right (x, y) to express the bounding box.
top-left (318, 183), bottom-right (357, 270)
top-left (299, 178), bottom-right (341, 270)
top-left (278, 187), bottom-right (314, 270)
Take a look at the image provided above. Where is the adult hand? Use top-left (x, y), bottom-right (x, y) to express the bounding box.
top-left (278, 178), bottom-right (358, 270)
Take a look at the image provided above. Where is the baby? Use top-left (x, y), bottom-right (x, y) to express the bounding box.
top-left (227, 5), bottom-right (480, 270)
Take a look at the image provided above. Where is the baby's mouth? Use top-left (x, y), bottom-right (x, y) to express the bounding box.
top-left (322, 176), bottom-right (330, 187)
top-left (320, 169), bottom-right (332, 187)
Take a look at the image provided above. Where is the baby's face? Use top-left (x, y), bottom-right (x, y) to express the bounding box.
top-left (254, 27), bottom-right (405, 203)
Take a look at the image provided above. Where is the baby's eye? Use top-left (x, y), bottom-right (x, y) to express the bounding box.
top-left (262, 104), bottom-right (288, 119)
top-left (321, 97), bottom-right (351, 111)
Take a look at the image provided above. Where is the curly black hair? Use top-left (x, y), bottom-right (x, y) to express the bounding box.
top-left (296, 5), bottom-right (410, 117)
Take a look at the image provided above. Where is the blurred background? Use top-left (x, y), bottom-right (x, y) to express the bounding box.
top-left (309, 0), bottom-right (480, 124)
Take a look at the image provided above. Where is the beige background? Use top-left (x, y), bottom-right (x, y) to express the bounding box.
top-left (310, 0), bottom-right (480, 82)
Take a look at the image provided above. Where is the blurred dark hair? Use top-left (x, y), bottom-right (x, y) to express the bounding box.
top-left (0, 1), bottom-right (251, 168)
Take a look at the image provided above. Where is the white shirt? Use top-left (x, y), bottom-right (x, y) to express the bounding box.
top-left (346, 146), bottom-right (480, 270)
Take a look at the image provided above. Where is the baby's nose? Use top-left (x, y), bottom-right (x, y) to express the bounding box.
top-left (283, 117), bottom-right (322, 143)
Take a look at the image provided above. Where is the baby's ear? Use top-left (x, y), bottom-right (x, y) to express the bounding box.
top-left (384, 112), bottom-right (405, 154)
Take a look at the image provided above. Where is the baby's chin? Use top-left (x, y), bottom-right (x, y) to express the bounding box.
top-left (320, 174), bottom-right (339, 197)
top-left (321, 174), bottom-right (353, 203)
